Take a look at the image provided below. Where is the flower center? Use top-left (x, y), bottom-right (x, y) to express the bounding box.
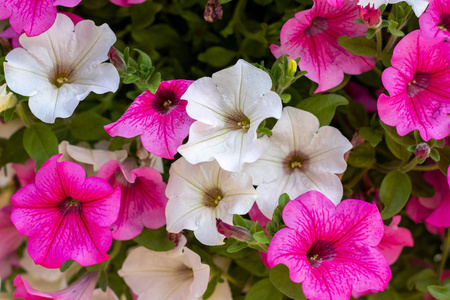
top-left (57, 197), bottom-right (82, 216)
top-left (225, 111), bottom-right (251, 131)
top-left (283, 151), bottom-right (306, 173)
top-left (49, 64), bottom-right (74, 88)
top-left (306, 240), bottom-right (336, 268)
top-left (305, 17), bottom-right (328, 37)
top-left (152, 88), bottom-right (179, 115)
top-left (438, 14), bottom-right (450, 31)
top-left (203, 187), bottom-right (224, 208)
top-left (407, 72), bottom-right (431, 97)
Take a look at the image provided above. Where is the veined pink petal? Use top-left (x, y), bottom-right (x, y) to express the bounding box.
top-left (0, 0), bottom-right (82, 37)
top-left (110, 0), bottom-right (146, 6)
top-left (419, 0), bottom-right (450, 41)
top-left (376, 216), bottom-right (414, 265)
top-left (105, 80), bottom-right (194, 159)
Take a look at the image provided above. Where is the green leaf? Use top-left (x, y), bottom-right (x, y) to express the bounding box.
top-left (253, 231), bottom-right (271, 244)
top-left (60, 260), bottom-right (75, 272)
top-left (0, 128), bottom-right (28, 169)
top-left (131, 1), bottom-right (163, 29)
top-left (297, 94), bottom-right (348, 126)
top-left (428, 283), bottom-right (450, 300)
top-left (3, 107), bottom-right (15, 123)
top-left (227, 241), bottom-right (248, 253)
top-left (133, 227), bottom-right (175, 251)
top-left (366, 28), bottom-right (377, 39)
top-left (379, 170), bottom-right (412, 220)
top-left (99, 270), bottom-right (108, 292)
top-left (235, 252), bottom-right (269, 277)
top-left (346, 100), bottom-right (369, 129)
top-left (147, 72), bottom-right (161, 94)
top-left (437, 146), bottom-right (450, 174)
top-left (388, 20), bottom-right (405, 37)
top-left (359, 127), bottom-right (383, 147)
top-left (203, 276), bottom-right (219, 300)
top-left (337, 36), bottom-right (377, 57)
top-left (280, 94), bottom-right (291, 103)
top-left (23, 123), bottom-right (59, 168)
top-left (407, 269), bottom-right (438, 293)
top-left (408, 171), bottom-right (435, 198)
top-left (380, 121), bottom-right (415, 146)
top-left (198, 47), bottom-right (236, 68)
top-left (269, 264), bottom-right (307, 300)
top-left (385, 134), bottom-right (412, 161)
top-left (134, 49), bottom-right (153, 69)
top-left (108, 137), bottom-right (132, 151)
top-left (71, 112), bottom-right (111, 141)
top-left (347, 142), bottom-right (376, 168)
top-left (430, 148), bottom-right (440, 161)
top-left (244, 278), bottom-right (283, 300)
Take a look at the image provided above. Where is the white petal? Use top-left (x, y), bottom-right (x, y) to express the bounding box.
top-left (71, 63), bottom-right (119, 94)
top-left (296, 169), bottom-right (344, 205)
top-left (255, 172), bottom-right (294, 219)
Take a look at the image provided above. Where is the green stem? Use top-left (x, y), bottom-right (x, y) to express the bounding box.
top-left (16, 102), bottom-right (32, 127)
top-left (400, 157), bottom-right (418, 173)
top-left (375, 29), bottom-right (383, 59)
top-left (438, 228), bottom-right (450, 282)
top-left (344, 167), bottom-right (370, 188)
top-left (413, 164), bottom-right (440, 171)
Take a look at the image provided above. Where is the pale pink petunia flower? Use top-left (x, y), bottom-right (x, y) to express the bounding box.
top-left (378, 30), bottom-right (450, 141)
top-left (420, 0), bottom-right (450, 41)
top-left (0, 0), bottom-right (82, 37)
top-left (270, 0), bottom-right (375, 93)
top-left (376, 215), bottom-right (414, 265)
top-left (11, 159), bottom-right (36, 186)
top-left (0, 205), bottom-right (24, 279)
top-left (97, 160), bottom-right (168, 240)
top-left (10, 154), bottom-right (121, 268)
top-left (110, 0), bottom-right (146, 6)
top-left (13, 271), bottom-right (99, 300)
top-left (267, 191), bottom-right (391, 300)
top-left (105, 80), bottom-right (194, 159)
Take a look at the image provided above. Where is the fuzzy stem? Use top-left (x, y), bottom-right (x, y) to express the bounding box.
top-left (438, 228), bottom-right (450, 282)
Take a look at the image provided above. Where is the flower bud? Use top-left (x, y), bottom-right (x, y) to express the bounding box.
top-left (216, 219), bottom-right (252, 242)
top-left (414, 142), bottom-right (431, 160)
top-left (358, 5), bottom-right (381, 27)
top-left (286, 58), bottom-right (298, 78)
top-left (204, 0), bottom-right (223, 23)
top-left (108, 47), bottom-right (126, 73)
top-left (0, 84), bottom-right (16, 113)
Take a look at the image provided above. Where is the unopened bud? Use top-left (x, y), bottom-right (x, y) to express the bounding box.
top-left (204, 0), bottom-right (223, 23)
top-left (286, 58), bottom-right (298, 78)
top-left (216, 219), bottom-right (252, 242)
top-left (358, 5), bottom-right (381, 27)
top-left (0, 84), bottom-right (16, 113)
top-left (414, 142), bottom-right (431, 159)
top-left (108, 47), bottom-right (126, 73)
top-left (168, 232), bottom-right (182, 246)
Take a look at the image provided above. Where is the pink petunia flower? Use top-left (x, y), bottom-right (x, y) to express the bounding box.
top-left (0, 0), bottom-right (82, 37)
top-left (97, 160), bottom-right (168, 240)
top-left (406, 169), bottom-right (450, 231)
top-left (10, 154), bottom-right (121, 268)
top-left (376, 215), bottom-right (414, 265)
top-left (11, 159), bottom-right (36, 186)
top-left (419, 0), bottom-right (450, 41)
top-left (110, 0), bottom-right (146, 6)
top-left (13, 271), bottom-right (99, 300)
top-left (267, 191), bottom-right (391, 300)
top-left (377, 30), bottom-right (450, 141)
top-left (270, 0), bottom-right (375, 93)
top-left (105, 80), bottom-right (194, 159)
top-left (0, 205), bottom-right (24, 279)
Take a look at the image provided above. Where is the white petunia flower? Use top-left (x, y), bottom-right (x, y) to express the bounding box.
top-left (358, 0), bottom-right (429, 17)
top-left (165, 157), bottom-right (257, 245)
top-left (178, 59), bottom-right (282, 172)
top-left (4, 13), bottom-right (119, 123)
top-left (118, 235), bottom-right (210, 300)
top-left (244, 107), bottom-right (352, 219)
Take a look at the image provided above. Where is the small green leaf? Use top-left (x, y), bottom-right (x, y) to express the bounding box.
top-left (437, 146), bottom-right (450, 174)
top-left (253, 231), bottom-right (271, 244)
top-left (337, 36), bottom-right (377, 57)
top-left (297, 94), bottom-right (348, 126)
top-left (366, 28), bottom-right (377, 39)
top-left (23, 123), bottom-right (59, 168)
top-left (60, 260), bottom-right (75, 272)
top-left (198, 47), bottom-right (236, 68)
top-left (380, 170), bottom-right (412, 220)
top-left (99, 270), bottom-right (108, 292)
top-left (133, 227), bottom-right (175, 251)
top-left (280, 94), bottom-right (291, 103)
top-left (227, 241), bottom-right (248, 253)
top-left (347, 142), bottom-right (376, 168)
top-left (71, 112), bottom-right (111, 141)
top-left (244, 278), bottom-right (283, 300)
top-left (428, 283), bottom-right (450, 300)
top-left (269, 264), bottom-right (307, 300)
top-left (359, 127), bottom-right (383, 147)
top-left (379, 121), bottom-right (415, 146)
top-left (430, 148), bottom-right (440, 161)
top-left (385, 134), bottom-right (412, 161)
top-left (0, 128), bottom-right (28, 169)
top-left (407, 269), bottom-right (438, 293)
top-left (388, 20), bottom-right (405, 37)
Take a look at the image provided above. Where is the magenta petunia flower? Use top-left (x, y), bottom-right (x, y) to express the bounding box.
top-left (376, 216), bottom-right (414, 265)
top-left (378, 30), bottom-right (450, 141)
top-left (267, 191), bottom-right (391, 300)
top-left (10, 154), bottom-right (121, 268)
top-left (270, 0), bottom-right (375, 93)
top-left (110, 0), bottom-right (146, 6)
top-left (0, 0), bottom-right (82, 37)
top-left (105, 80), bottom-right (193, 159)
top-left (419, 0), bottom-right (450, 41)
top-left (97, 160), bottom-right (168, 240)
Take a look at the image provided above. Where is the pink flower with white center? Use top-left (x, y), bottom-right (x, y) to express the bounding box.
top-left (267, 191), bottom-right (391, 300)
top-left (105, 80), bottom-right (194, 159)
top-left (97, 160), bottom-right (168, 240)
top-left (110, 0), bottom-right (146, 6)
top-left (420, 0), bottom-right (450, 41)
top-left (270, 0), bottom-right (375, 93)
top-left (0, 0), bottom-right (82, 37)
top-left (376, 216), bottom-right (414, 265)
top-left (378, 30), bottom-right (450, 141)
top-left (10, 154), bottom-right (121, 268)
top-left (14, 271), bottom-right (99, 300)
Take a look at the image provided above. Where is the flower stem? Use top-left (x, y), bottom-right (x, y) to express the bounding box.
top-left (413, 164), bottom-right (439, 171)
top-left (438, 228), bottom-right (450, 282)
top-left (16, 102), bottom-right (32, 127)
top-left (400, 157), bottom-right (418, 173)
top-left (375, 29), bottom-right (383, 59)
